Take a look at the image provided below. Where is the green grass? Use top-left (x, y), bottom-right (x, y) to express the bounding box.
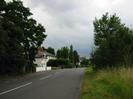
top-left (80, 67), bottom-right (133, 99)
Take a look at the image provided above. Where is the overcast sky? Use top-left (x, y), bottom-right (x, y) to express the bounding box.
top-left (20, 0), bottom-right (133, 57)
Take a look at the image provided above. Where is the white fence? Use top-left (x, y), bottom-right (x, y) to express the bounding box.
top-left (36, 67), bottom-right (51, 72)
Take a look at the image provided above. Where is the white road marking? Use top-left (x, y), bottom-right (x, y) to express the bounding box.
top-left (54, 71), bottom-right (63, 75)
top-left (39, 75), bottom-right (52, 80)
top-left (0, 82), bottom-right (32, 96)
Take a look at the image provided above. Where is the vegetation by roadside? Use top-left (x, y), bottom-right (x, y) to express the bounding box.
top-left (80, 67), bottom-right (133, 99)
top-left (90, 13), bottom-right (133, 69)
top-left (52, 67), bottom-right (61, 70)
top-left (0, 0), bottom-right (46, 74)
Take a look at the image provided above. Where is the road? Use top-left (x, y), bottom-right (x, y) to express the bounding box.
top-left (0, 68), bottom-right (85, 99)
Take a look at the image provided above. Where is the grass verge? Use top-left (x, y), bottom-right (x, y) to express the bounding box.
top-left (80, 67), bottom-right (133, 99)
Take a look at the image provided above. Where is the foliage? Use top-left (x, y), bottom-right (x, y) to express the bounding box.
top-left (0, 0), bottom-right (46, 74)
top-left (46, 47), bottom-right (55, 55)
top-left (81, 58), bottom-right (89, 66)
top-left (56, 45), bottom-right (80, 67)
top-left (69, 45), bottom-right (74, 63)
top-left (47, 59), bottom-right (70, 68)
top-left (73, 50), bottom-right (80, 65)
top-left (90, 13), bottom-right (133, 68)
top-left (80, 67), bottom-right (133, 99)
top-left (56, 46), bottom-right (69, 59)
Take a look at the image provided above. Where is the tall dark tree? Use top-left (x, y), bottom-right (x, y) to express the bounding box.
top-left (0, 0), bottom-right (7, 73)
top-left (90, 13), bottom-right (133, 68)
top-left (61, 47), bottom-right (69, 59)
top-left (56, 47), bottom-right (69, 59)
top-left (56, 49), bottom-right (61, 59)
top-left (81, 58), bottom-right (89, 66)
top-left (0, 0), bottom-right (6, 12)
top-left (56, 45), bottom-right (80, 68)
top-left (0, 0), bottom-right (46, 74)
top-left (57, 45), bottom-right (80, 65)
top-left (69, 45), bottom-right (74, 63)
top-left (4, 0), bottom-right (46, 72)
top-left (73, 50), bottom-right (79, 65)
top-left (0, 0), bottom-right (26, 74)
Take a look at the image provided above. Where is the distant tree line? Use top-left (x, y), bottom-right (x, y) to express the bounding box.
top-left (46, 47), bottom-right (55, 55)
top-left (48, 45), bottom-right (80, 68)
top-left (57, 45), bottom-right (80, 65)
top-left (90, 13), bottom-right (133, 69)
top-left (80, 58), bottom-right (90, 66)
top-left (0, 0), bottom-right (46, 74)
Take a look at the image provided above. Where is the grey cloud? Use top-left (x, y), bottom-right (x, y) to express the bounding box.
top-left (22, 0), bottom-right (133, 57)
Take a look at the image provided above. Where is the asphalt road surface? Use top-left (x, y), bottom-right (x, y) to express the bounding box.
top-left (0, 68), bottom-right (85, 99)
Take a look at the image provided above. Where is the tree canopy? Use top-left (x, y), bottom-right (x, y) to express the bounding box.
top-left (46, 47), bottom-right (55, 55)
top-left (56, 46), bottom-right (69, 59)
top-left (90, 13), bottom-right (133, 68)
top-left (0, 0), bottom-right (46, 74)
top-left (56, 45), bottom-right (80, 67)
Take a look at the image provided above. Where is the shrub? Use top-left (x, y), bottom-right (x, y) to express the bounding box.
top-left (47, 59), bottom-right (70, 68)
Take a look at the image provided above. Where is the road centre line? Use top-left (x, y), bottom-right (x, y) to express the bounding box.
top-left (0, 72), bottom-right (59, 95)
top-left (0, 82), bottom-right (32, 96)
top-left (39, 75), bottom-right (52, 80)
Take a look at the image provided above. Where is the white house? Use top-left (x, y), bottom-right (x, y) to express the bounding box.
top-left (34, 48), bottom-right (56, 72)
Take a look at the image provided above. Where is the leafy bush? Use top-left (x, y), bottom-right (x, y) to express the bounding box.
top-left (47, 59), bottom-right (70, 68)
top-left (90, 13), bottom-right (133, 68)
top-left (81, 59), bottom-right (89, 67)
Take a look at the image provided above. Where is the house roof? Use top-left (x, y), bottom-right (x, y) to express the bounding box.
top-left (35, 47), bottom-right (55, 58)
top-left (44, 51), bottom-right (55, 57)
